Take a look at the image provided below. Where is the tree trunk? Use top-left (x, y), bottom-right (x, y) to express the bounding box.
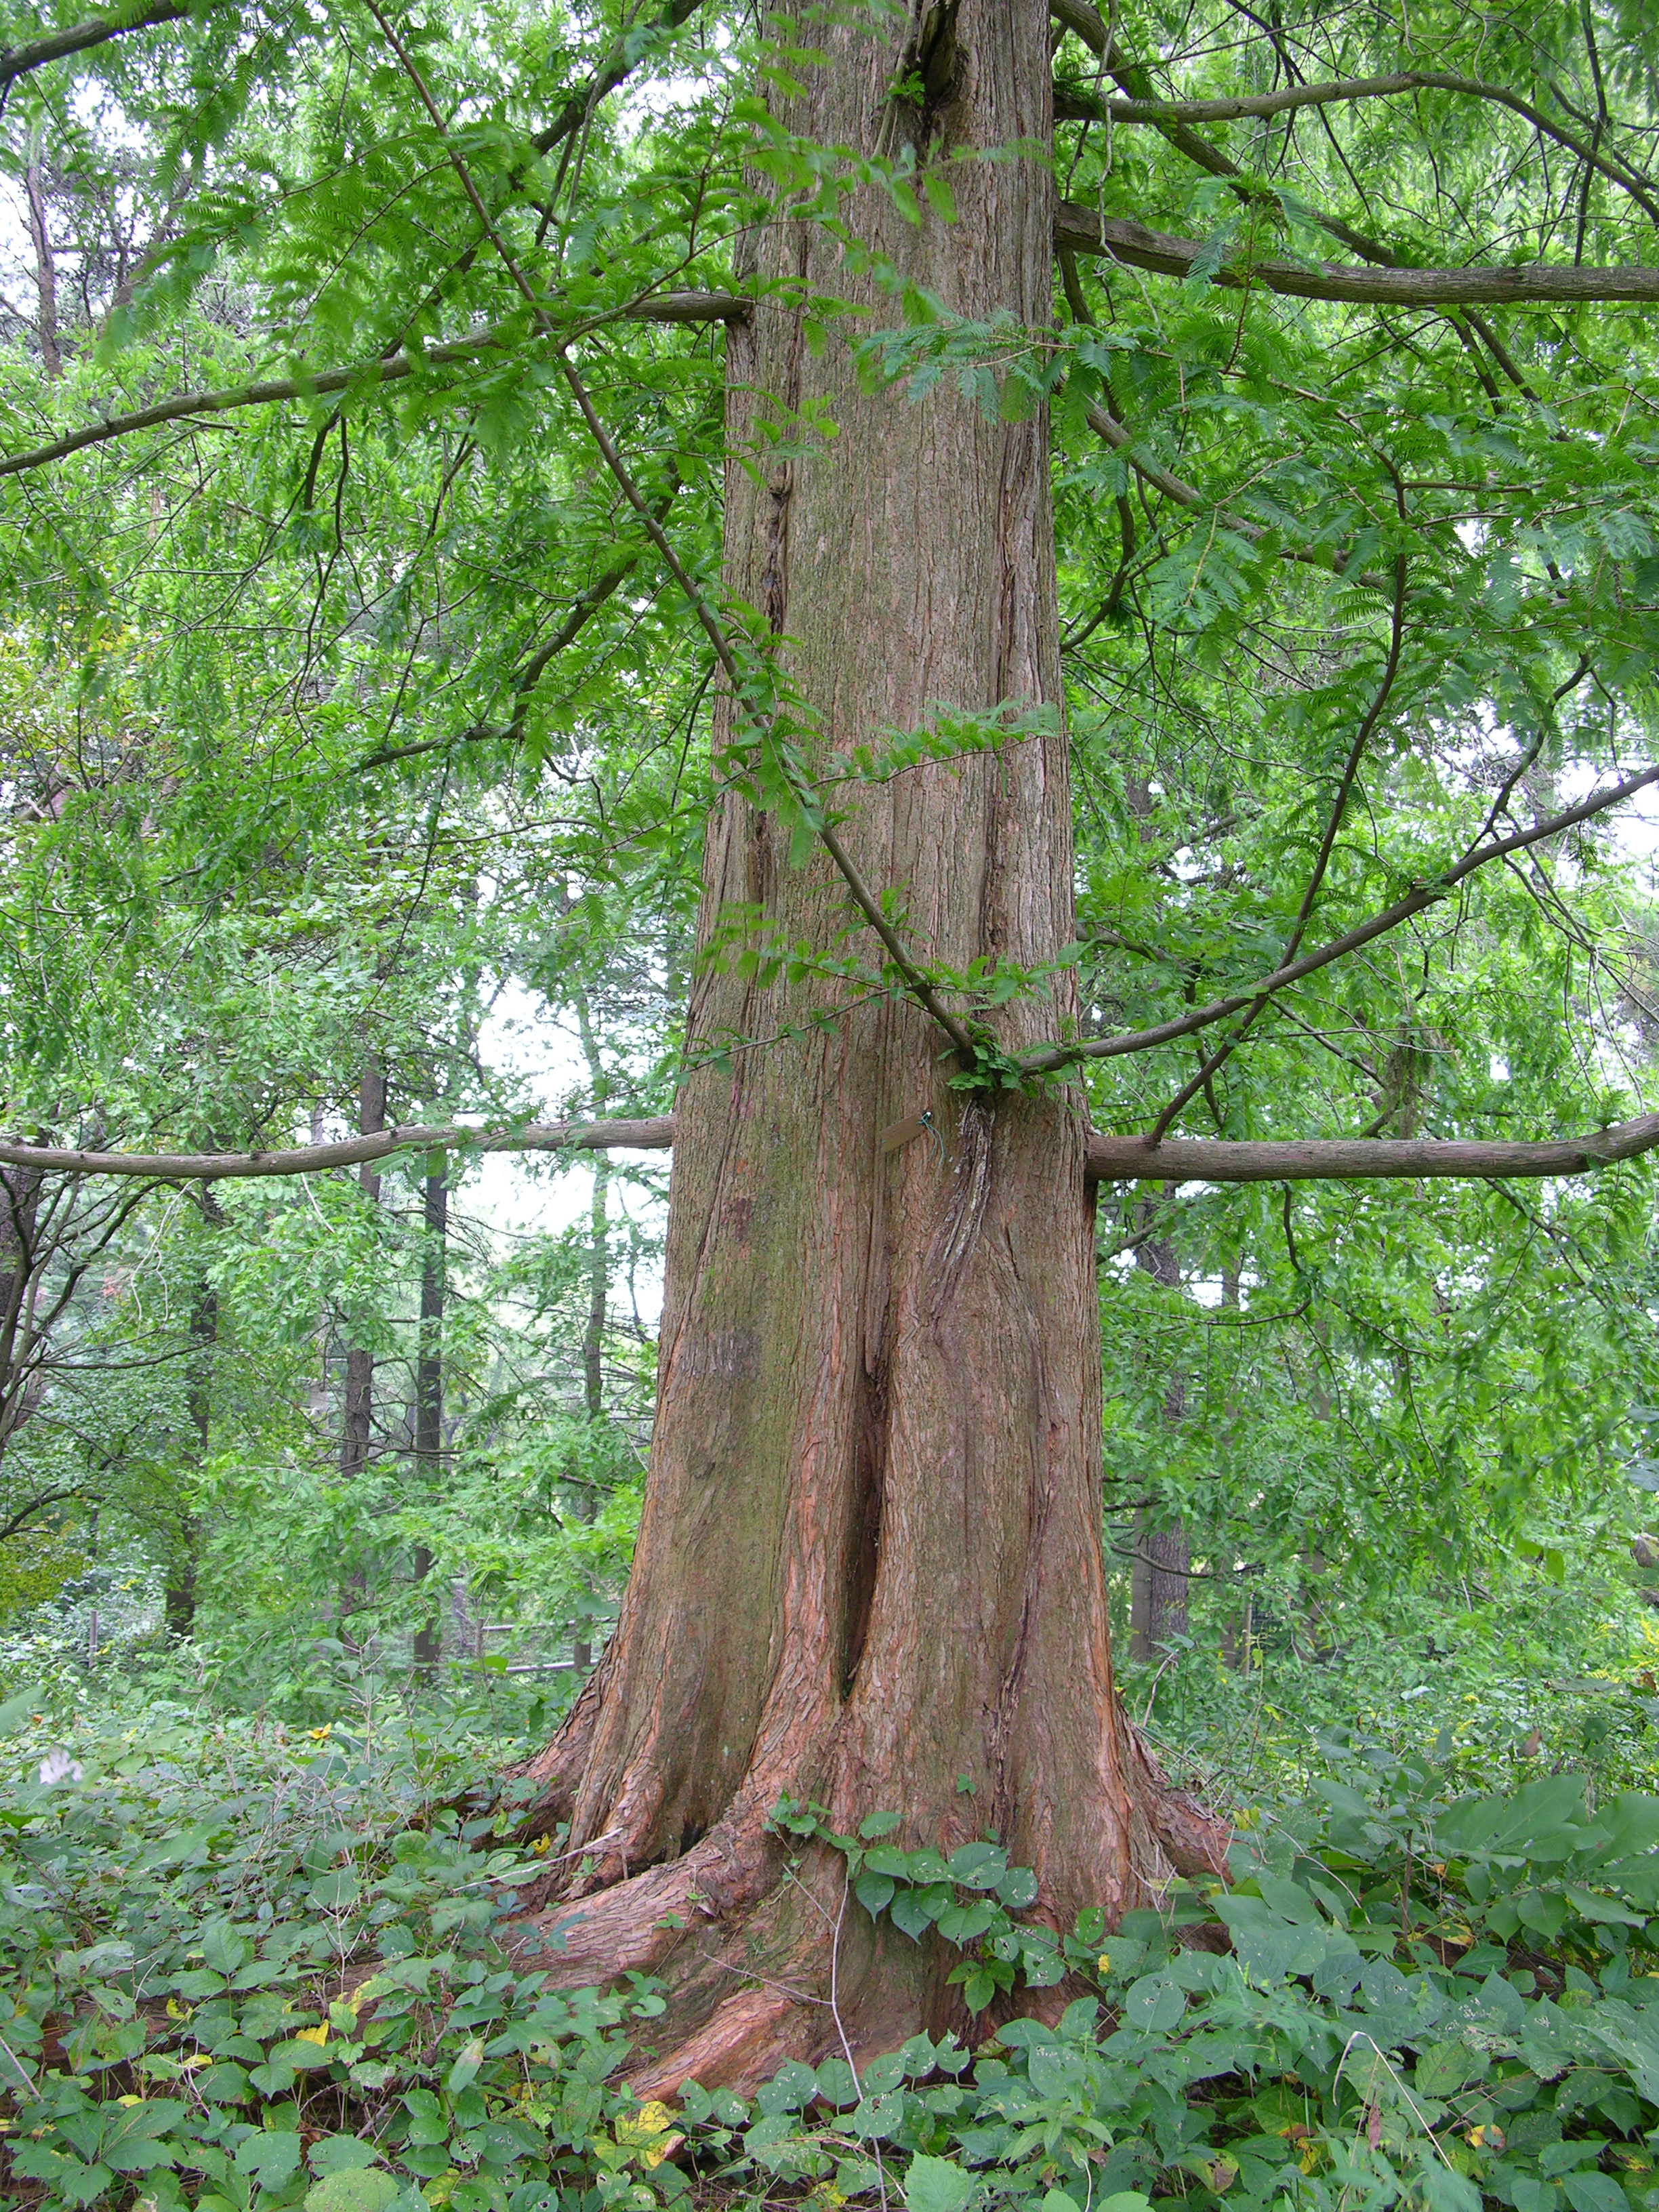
top-left (1129, 1197), bottom-right (1189, 1661)
top-left (340, 1059), bottom-right (387, 1484)
top-left (0, 1164), bottom-right (43, 1457)
top-left (516, 0), bottom-right (1225, 2085)
top-left (24, 142), bottom-right (60, 381)
top-left (574, 991), bottom-right (608, 1673)
top-left (411, 1147), bottom-right (446, 1670)
top-left (167, 1189), bottom-right (222, 1638)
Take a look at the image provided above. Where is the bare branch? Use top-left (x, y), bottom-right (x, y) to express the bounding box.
top-left (1057, 201), bottom-right (1659, 305)
top-left (7, 1107), bottom-right (1659, 1191)
top-left (1086, 1116), bottom-right (1659, 1183)
top-left (0, 1116), bottom-right (676, 1183)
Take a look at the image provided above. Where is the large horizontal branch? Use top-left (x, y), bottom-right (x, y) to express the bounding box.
top-left (5, 1108), bottom-right (1657, 1189)
top-left (1050, 0), bottom-right (1659, 235)
top-left (1086, 1116), bottom-right (1659, 1184)
top-left (1063, 70), bottom-right (1659, 230)
top-left (1022, 757), bottom-right (1659, 1076)
top-left (1057, 201), bottom-right (1659, 305)
top-left (0, 1117), bottom-right (676, 1182)
top-left (0, 292), bottom-right (745, 480)
top-left (0, 0), bottom-right (194, 90)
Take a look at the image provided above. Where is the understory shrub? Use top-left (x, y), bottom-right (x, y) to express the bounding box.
top-left (7, 1711), bottom-right (1659, 2212)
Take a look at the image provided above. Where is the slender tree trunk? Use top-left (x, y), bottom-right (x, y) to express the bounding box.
top-left (167, 1189), bottom-right (222, 1637)
top-left (573, 993), bottom-right (609, 1673)
top-left (24, 141), bottom-right (60, 380)
top-left (1129, 1195), bottom-right (1189, 1660)
top-left (0, 1165), bottom-right (43, 1459)
top-left (516, 0), bottom-right (1223, 2083)
top-left (581, 1155), bottom-right (608, 1429)
top-left (341, 1060), bottom-right (387, 1483)
top-left (411, 1148), bottom-right (446, 1671)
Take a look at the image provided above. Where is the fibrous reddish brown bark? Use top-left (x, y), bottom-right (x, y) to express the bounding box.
top-left (510, 0), bottom-right (1227, 2087)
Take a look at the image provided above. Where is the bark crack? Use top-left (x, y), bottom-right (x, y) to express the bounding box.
top-left (925, 1100), bottom-right (994, 1328)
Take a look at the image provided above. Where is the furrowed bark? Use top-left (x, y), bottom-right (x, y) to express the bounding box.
top-left (512, 0), bottom-right (1225, 2080)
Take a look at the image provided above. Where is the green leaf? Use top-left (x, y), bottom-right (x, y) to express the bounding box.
top-left (200, 1918), bottom-right (247, 1975)
top-left (305, 2171), bottom-right (402, 2212)
top-left (905, 2153), bottom-right (976, 2212)
top-left (1563, 2177), bottom-right (1631, 2212)
top-left (1416, 2042), bottom-right (1489, 2097)
top-left (0, 1688), bottom-right (38, 1735)
top-left (446, 2036), bottom-right (485, 2093)
top-left (890, 1886), bottom-right (938, 1941)
top-left (862, 1844), bottom-right (911, 1878)
top-left (945, 1842), bottom-right (1005, 1887)
top-left (856, 1870), bottom-right (897, 1917)
top-left (237, 2133), bottom-right (304, 2186)
top-left (1124, 1973), bottom-right (1186, 2032)
top-left (308, 2135), bottom-right (382, 2177)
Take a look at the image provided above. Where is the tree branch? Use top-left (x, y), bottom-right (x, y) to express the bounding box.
top-left (1077, 396), bottom-right (1387, 588)
top-left (0, 1116), bottom-right (676, 1183)
top-left (1143, 551), bottom-right (1409, 1142)
top-left (1060, 69), bottom-right (1659, 229)
top-left (1057, 201), bottom-right (1659, 305)
top-left (0, 293), bottom-right (745, 481)
top-left (527, 0), bottom-right (705, 157)
top-left (1021, 754), bottom-right (1659, 1075)
top-left (7, 1107), bottom-right (1659, 1189)
top-left (0, 0), bottom-right (193, 92)
top-left (1085, 1117), bottom-right (1659, 1183)
top-left (358, 471), bottom-right (682, 769)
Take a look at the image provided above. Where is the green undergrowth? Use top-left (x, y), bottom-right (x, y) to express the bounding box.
top-left (11, 1704), bottom-right (1659, 2212)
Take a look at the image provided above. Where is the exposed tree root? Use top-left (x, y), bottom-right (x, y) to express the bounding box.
top-left (628, 1988), bottom-right (816, 2100)
top-left (497, 1719), bottom-right (1233, 2094)
top-left (1126, 1725), bottom-right (1235, 1882)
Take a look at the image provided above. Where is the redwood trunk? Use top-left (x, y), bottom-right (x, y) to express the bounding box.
top-left (519, 0), bottom-right (1223, 2083)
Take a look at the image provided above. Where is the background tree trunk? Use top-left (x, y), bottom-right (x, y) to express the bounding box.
top-left (411, 1147), bottom-right (446, 1671)
top-left (23, 136), bottom-right (60, 380)
top-left (340, 1057), bottom-right (387, 1484)
top-left (1129, 1196), bottom-right (1189, 1660)
top-left (518, 0), bottom-right (1225, 2085)
top-left (167, 1187), bottom-right (222, 1637)
top-left (573, 992), bottom-right (608, 1673)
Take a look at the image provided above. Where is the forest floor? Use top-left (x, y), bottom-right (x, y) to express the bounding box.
top-left (3, 1563), bottom-right (1659, 2212)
